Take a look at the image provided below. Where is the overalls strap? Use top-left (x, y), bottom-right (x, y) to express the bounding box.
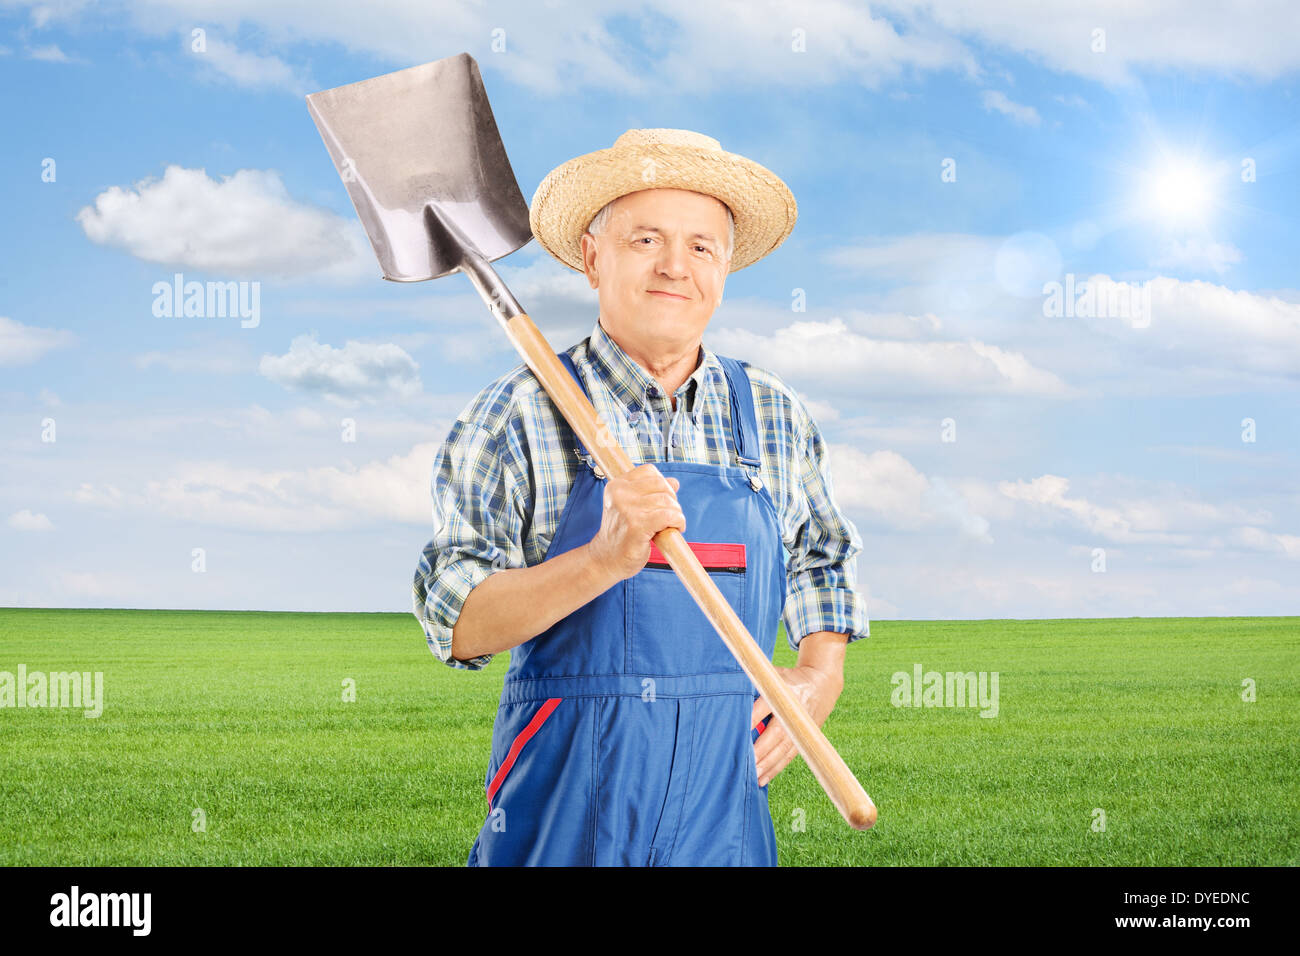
top-left (717, 355), bottom-right (762, 469)
top-left (555, 349), bottom-right (761, 469)
top-left (556, 351), bottom-right (592, 461)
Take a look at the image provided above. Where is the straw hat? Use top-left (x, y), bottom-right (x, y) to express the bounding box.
top-left (529, 128), bottom-right (797, 274)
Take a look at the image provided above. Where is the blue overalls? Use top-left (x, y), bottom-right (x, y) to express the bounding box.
top-left (466, 351), bottom-right (787, 866)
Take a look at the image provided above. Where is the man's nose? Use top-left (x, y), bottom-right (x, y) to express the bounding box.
top-left (655, 239), bottom-right (691, 279)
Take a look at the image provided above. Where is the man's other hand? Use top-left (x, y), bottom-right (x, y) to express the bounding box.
top-left (750, 662), bottom-right (845, 788)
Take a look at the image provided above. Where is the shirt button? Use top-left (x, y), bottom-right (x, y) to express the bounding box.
top-left (670, 435), bottom-right (678, 448)
top-left (647, 386), bottom-right (659, 398)
top-left (627, 409), bottom-right (641, 425)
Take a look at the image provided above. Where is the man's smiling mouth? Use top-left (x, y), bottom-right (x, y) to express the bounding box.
top-left (647, 290), bottom-right (689, 299)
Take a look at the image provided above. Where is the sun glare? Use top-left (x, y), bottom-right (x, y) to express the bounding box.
top-left (1144, 160), bottom-right (1214, 225)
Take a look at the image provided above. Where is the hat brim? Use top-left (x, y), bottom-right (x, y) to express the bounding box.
top-left (529, 141), bottom-right (797, 274)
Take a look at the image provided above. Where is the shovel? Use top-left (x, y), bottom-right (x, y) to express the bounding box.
top-left (306, 53), bottom-right (877, 832)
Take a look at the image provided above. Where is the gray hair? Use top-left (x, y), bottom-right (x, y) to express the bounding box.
top-left (587, 194), bottom-right (735, 260)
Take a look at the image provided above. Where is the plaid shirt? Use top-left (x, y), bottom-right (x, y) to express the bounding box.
top-left (412, 319), bottom-right (870, 670)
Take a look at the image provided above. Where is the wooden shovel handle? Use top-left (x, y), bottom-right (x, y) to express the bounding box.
top-left (503, 313), bottom-right (877, 831)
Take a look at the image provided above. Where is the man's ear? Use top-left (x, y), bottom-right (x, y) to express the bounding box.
top-left (580, 232), bottom-right (599, 289)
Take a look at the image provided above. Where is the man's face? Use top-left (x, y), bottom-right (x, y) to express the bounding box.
top-left (580, 188), bottom-right (732, 357)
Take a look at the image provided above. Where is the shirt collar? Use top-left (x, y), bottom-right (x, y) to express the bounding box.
top-left (585, 318), bottom-right (723, 417)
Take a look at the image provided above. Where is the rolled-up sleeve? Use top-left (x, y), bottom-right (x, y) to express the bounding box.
top-left (412, 418), bottom-right (525, 670)
top-left (781, 409), bottom-right (871, 652)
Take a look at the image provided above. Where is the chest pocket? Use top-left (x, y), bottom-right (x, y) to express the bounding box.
top-left (625, 540), bottom-right (749, 676)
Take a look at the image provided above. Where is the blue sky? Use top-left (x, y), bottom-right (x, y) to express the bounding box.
top-left (2, 1), bottom-right (1298, 620)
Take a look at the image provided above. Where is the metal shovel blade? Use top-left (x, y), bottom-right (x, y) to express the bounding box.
top-left (306, 53), bottom-right (533, 282)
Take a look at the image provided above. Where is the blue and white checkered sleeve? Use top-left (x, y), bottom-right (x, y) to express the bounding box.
top-left (412, 418), bottom-right (525, 671)
top-left (781, 409), bottom-right (871, 653)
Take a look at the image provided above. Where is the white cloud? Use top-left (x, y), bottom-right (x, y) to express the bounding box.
top-left (57, 570), bottom-right (143, 599)
top-left (0, 316), bottom-right (78, 366)
top-left (800, 396), bottom-right (840, 425)
top-left (500, 253), bottom-right (597, 306)
top-left (51, 400), bottom-right (460, 454)
top-left (12, 0), bottom-right (1300, 98)
top-left (996, 473), bottom-right (1274, 545)
top-left (29, 4), bottom-right (56, 29)
top-left (711, 318), bottom-right (1069, 397)
top-left (27, 43), bottom-right (76, 62)
top-left (999, 474), bottom-right (1140, 541)
top-left (72, 483), bottom-right (126, 509)
top-left (1082, 276), bottom-right (1300, 379)
top-left (1151, 238), bottom-right (1243, 275)
top-left (862, 592), bottom-right (902, 618)
top-left (743, 254), bottom-right (1300, 399)
top-left (1053, 93), bottom-right (1089, 109)
top-left (7, 509), bottom-right (53, 531)
top-left (1230, 526), bottom-right (1300, 559)
top-left (829, 232), bottom-right (1063, 302)
top-left (827, 445), bottom-right (992, 541)
top-left (72, 442), bottom-right (438, 531)
top-left (105, 0), bottom-right (977, 96)
top-left (980, 90), bottom-right (1040, 125)
top-left (1142, 444), bottom-right (1289, 466)
top-left (192, 35), bottom-right (308, 94)
top-left (827, 234), bottom-right (1000, 282)
top-left (76, 165), bottom-right (367, 277)
top-left (907, 0), bottom-right (1300, 85)
top-left (844, 310), bottom-right (945, 341)
top-left (387, 327), bottom-right (511, 365)
top-left (804, 455), bottom-right (1300, 618)
top-left (863, 265), bottom-right (1300, 395)
top-left (259, 334), bottom-right (422, 405)
top-left (135, 344), bottom-right (251, 374)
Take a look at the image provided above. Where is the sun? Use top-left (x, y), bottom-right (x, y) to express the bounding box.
top-left (1143, 159), bottom-right (1215, 227)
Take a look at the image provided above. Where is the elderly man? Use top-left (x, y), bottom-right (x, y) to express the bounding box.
top-left (413, 128), bottom-right (869, 866)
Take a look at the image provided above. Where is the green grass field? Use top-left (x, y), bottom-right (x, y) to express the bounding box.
top-left (1, 608), bottom-right (1296, 866)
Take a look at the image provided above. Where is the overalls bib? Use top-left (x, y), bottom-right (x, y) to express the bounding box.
top-left (467, 352), bottom-right (787, 866)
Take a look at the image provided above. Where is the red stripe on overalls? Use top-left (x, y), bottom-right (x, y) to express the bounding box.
top-left (486, 697), bottom-right (562, 810)
top-left (646, 541), bottom-right (746, 569)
